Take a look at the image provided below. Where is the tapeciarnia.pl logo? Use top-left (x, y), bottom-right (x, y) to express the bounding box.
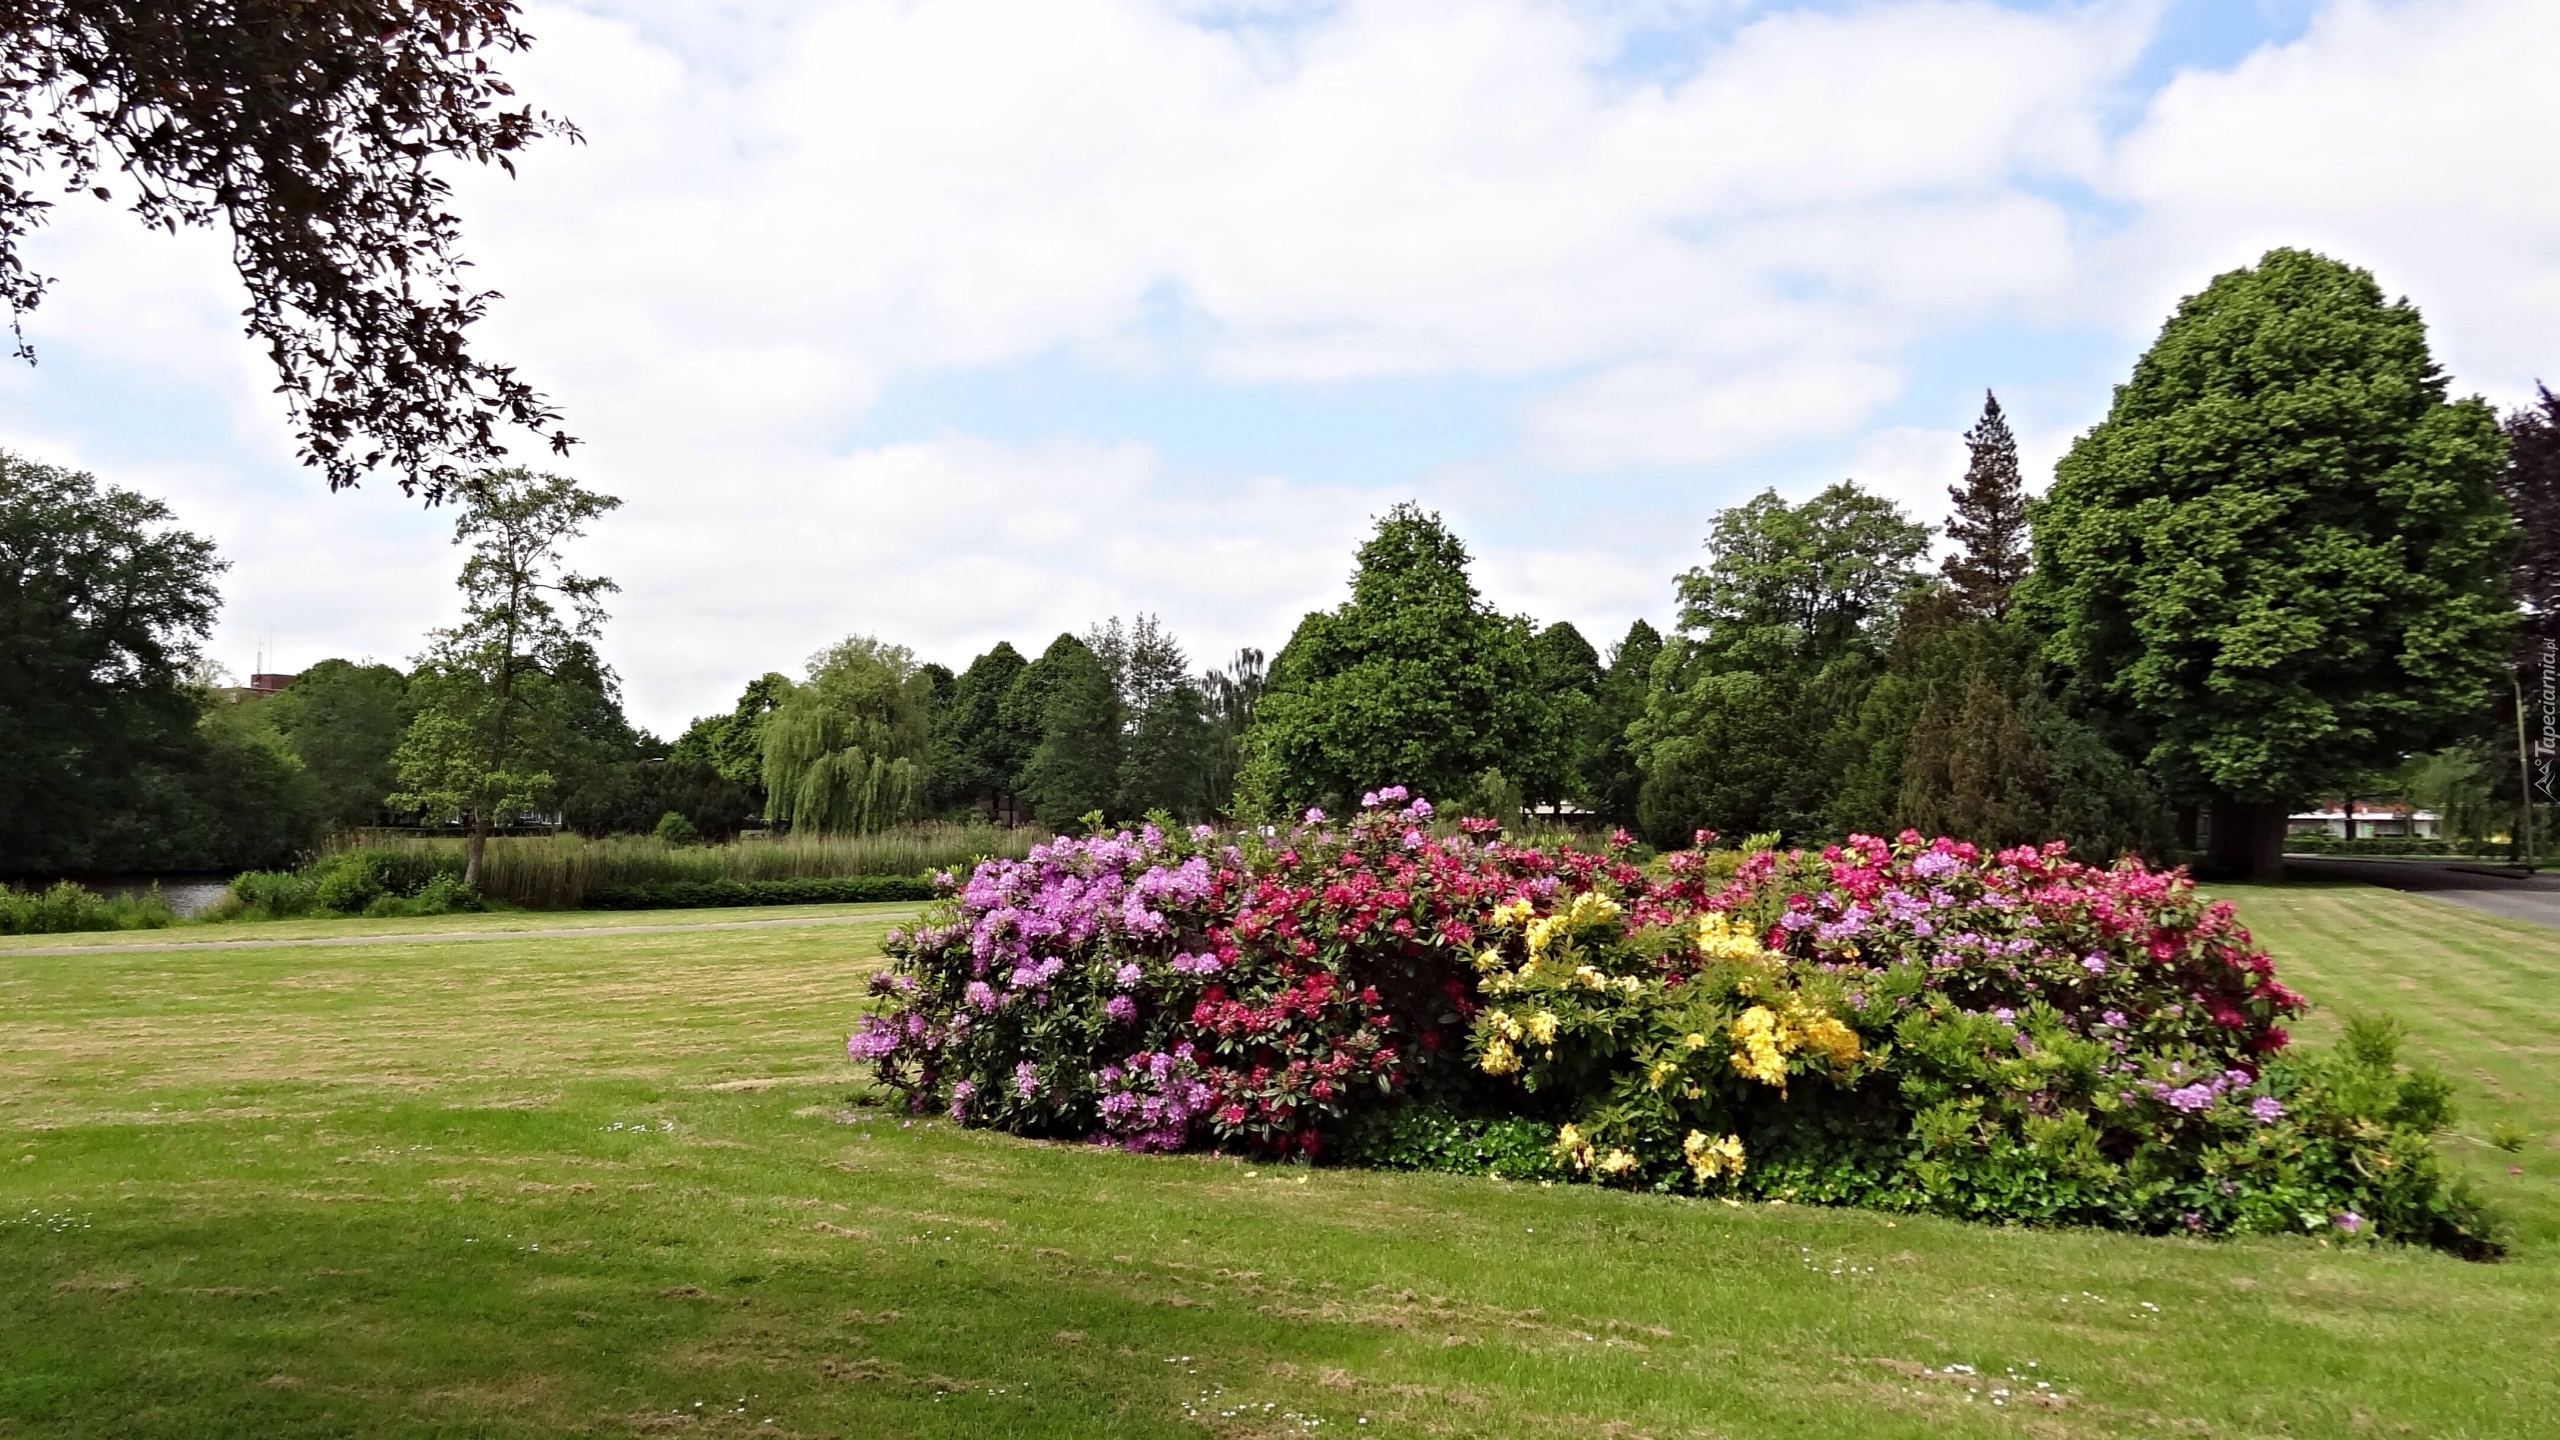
top-left (2538, 637), bottom-right (2557, 803)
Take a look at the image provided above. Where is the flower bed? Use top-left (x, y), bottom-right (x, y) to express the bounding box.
top-left (850, 798), bottom-right (2500, 1256)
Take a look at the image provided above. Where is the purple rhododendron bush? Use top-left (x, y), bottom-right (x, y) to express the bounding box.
top-left (850, 794), bottom-right (2501, 1257)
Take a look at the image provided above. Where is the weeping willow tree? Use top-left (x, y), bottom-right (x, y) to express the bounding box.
top-left (760, 636), bottom-right (935, 834)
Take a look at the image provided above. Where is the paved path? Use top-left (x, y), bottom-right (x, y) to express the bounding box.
top-left (2283, 856), bottom-right (2560, 930)
top-left (0, 909), bottom-right (917, 959)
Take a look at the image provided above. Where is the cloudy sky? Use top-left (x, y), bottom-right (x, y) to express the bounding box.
top-left (5, 0), bottom-right (2554, 735)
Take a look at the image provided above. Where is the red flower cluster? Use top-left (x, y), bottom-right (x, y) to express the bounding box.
top-left (1179, 798), bottom-right (1538, 1154)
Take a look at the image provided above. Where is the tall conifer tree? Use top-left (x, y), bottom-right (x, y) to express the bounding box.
top-left (1942, 390), bottom-right (2030, 618)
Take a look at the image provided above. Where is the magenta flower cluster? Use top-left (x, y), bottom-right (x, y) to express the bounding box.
top-left (847, 823), bottom-right (1231, 1141)
top-left (1096, 1045), bottom-right (1217, 1152)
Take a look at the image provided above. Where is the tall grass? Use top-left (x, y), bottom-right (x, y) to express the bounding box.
top-left (328, 824), bottom-right (1045, 909)
top-left (0, 882), bottom-right (179, 935)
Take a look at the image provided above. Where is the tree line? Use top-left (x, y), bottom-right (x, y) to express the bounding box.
top-left (4, 248), bottom-right (2551, 880)
top-left (670, 617), bottom-right (1270, 843)
top-left (1241, 250), bottom-right (2548, 877)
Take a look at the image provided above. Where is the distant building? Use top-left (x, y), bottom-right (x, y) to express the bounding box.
top-left (2286, 804), bottom-right (2440, 840)
top-left (248, 672), bottom-right (296, 696)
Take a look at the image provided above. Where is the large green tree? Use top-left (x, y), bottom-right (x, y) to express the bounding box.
top-left (1091, 614), bottom-right (1216, 819)
top-left (1526, 621), bottom-right (1601, 813)
top-left (2502, 387), bottom-right (2560, 832)
top-left (670, 672), bottom-right (792, 809)
top-left (173, 695), bottom-right (329, 868)
top-left (1942, 391), bottom-right (2030, 618)
top-left (390, 469), bottom-right (620, 886)
top-left (1201, 648), bottom-right (1266, 819)
top-left (537, 639), bottom-right (642, 820)
top-left (1580, 619), bottom-right (1661, 827)
top-left (2503, 386), bottom-right (2560, 648)
top-left (1633, 482), bottom-right (1929, 845)
top-left (1828, 597), bottom-right (2171, 860)
top-left (1090, 614), bottom-right (1218, 819)
top-left (929, 642), bottom-right (1033, 821)
top-left (759, 636), bottom-right (935, 835)
top-left (2017, 248), bottom-right (2518, 877)
top-left (261, 658), bottom-right (410, 829)
top-left (1238, 505), bottom-right (1560, 816)
top-left (0, 452), bottom-right (223, 872)
top-left (1013, 634), bottom-right (1122, 827)
top-left (1667, 483), bottom-right (1932, 669)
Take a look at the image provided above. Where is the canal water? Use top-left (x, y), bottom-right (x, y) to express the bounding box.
top-left (84, 877), bottom-right (235, 918)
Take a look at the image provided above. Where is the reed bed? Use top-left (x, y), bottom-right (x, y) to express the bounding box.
top-left (330, 824), bottom-right (1045, 910)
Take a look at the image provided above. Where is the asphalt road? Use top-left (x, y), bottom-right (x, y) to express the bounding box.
top-left (2283, 855), bottom-right (2560, 930)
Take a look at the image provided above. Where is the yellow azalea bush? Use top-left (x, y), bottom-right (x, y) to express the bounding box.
top-left (1471, 890), bottom-right (1884, 1193)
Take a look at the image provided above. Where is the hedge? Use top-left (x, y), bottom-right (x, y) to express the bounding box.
top-left (2285, 836), bottom-right (2548, 861)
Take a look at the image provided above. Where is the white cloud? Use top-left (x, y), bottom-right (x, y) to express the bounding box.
top-left (468, 0), bottom-right (2138, 402)
top-left (580, 432), bottom-right (1387, 723)
top-left (2105, 0), bottom-right (2560, 405)
top-left (1843, 424), bottom-right (1969, 538)
top-left (1526, 357), bottom-right (1901, 469)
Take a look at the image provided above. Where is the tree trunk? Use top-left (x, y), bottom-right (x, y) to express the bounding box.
top-left (2175, 805), bottom-right (2199, 854)
top-left (2250, 800), bottom-right (2288, 879)
top-left (465, 812), bottom-right (489, 890)
top-left (2206, 800), bottom-right (2291, 880)
top-left (2206, 802), bottom-right (2245, 877)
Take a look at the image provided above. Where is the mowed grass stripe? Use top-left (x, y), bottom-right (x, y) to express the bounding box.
top-left (0, 889), bottom-right (2552, 1437)
top-left (2212, 881), bottom-right (2560, 1248)
top-left (0, 899), bottom-right (925, 952)
top-left (0, 925), bottom-right (894, 1105)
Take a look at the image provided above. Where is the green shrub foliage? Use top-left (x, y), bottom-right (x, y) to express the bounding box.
top-left (222, 848), bottom-right (481, 920)
top-left (0, 882), bottom-right (179, 935)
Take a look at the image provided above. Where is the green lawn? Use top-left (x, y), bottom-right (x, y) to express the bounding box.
top-left (2202, 882), bottom-right (2560, 1252)
top-left (0, 886), bottom-right (2553, 1437)
top-left (0, 900), bottom-right (923, 951)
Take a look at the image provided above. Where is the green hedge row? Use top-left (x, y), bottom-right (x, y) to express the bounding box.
top-left (579, 876), bottom-right (936, 910)
top-left (2283, 836), bottom-right (2539, 860)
